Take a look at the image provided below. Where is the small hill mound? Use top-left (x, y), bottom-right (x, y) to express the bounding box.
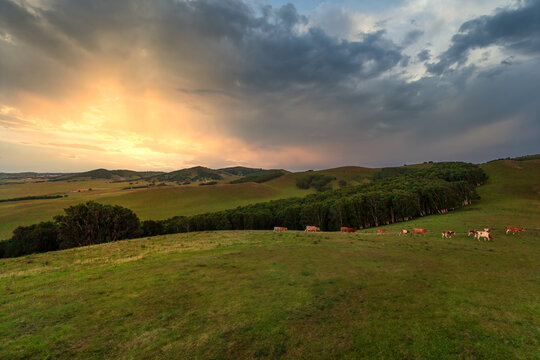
top-left (152, 166), bottom-right (225, 182)
top-left (53, 169), bottom-right (162, 181)
top-left (219, 166), bottom-right (270, 176)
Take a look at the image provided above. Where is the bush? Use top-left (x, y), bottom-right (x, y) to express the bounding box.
top-left (0, 222), bottom-right (59, 258)
top-left (54, 201), bottom-right (141, 249)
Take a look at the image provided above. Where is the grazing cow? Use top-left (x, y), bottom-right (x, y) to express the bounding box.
top-left (475, 230), bottom-right (493, 241)
top-left (305, 226), bottom-right (320, 232)
top-left (468, 230), bottom-right (477, 237)
top-left (505, 226), bottom-right (525, 234)
top-left (412, 228), bottom-right (429, 236)
top-left (441, 230), bottom-right (455, 238)
top-left (376, 229), bottom-right (389, 235)
top-left (340, 227), bottom-right (357, 233)
top-left (399, 229), bottom-right (411, 236)
top-left (273, 227), bottom-right (287, 232)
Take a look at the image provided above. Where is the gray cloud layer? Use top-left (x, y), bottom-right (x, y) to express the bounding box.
top-left (0, 0), bottom-right (539, 169)
top-left (427, 0), bottom-right (540, 74)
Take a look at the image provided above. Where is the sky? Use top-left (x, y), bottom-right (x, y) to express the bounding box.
top-left (0, 0), bottom-right (539, 172)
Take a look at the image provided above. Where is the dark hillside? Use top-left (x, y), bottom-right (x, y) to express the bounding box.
top-left (152, 166), bottom-right (224, 182)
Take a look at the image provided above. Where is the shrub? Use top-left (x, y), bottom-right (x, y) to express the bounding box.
top-left (0, 222), bottom-right (59, 258)
top-left (54, 201), bottom-right (141, 249)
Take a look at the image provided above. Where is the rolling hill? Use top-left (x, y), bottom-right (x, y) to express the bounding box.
top-left (151, 166), bottom-right (226, 182)
top-left (0, 165), bottom-right (378, 239)
top-left (0, 172), bottom-right (64, 180)
top-left (0, 158), bottom-right (538, 358)
top-left (52, 169), bottom-right (164, 182)
top-left (219, 166), bottom-right (279, 176)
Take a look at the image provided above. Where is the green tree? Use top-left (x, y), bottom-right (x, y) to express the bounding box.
top-left (54, 201), bottom-right (141, 248)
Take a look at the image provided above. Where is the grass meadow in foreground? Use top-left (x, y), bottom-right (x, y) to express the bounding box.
top-left (1, 228), bottom-right (538, 359)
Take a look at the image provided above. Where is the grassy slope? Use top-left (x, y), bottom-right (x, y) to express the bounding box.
top-left (0, 159), bottom-right (539, 359)
top-left (0, 167), bottom-right (375, 239)
top-left (367, 159), bottom-right (540, 232)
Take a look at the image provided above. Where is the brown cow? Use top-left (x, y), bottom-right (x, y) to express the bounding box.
top-left (441, 230), bottom-right (455, 238)
top-left (468, 230), bottom-right (477, 237)
top-left (505, 226), bottom-right (525, 234)
top-left (376, 229), bottom-right (389, 235)
top-left (399, 229), bottom-right (411, 236)
top-left (273, 227), bottom-right (287, 232)
top-left (412, 228), bottom-right (429, 236)
top-left (305, 226), bottom-right (320, 232)
top-left (340, 227), bottom-right (357, 233)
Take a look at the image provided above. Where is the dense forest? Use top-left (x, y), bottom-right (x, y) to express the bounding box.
top-left (0, 162), bottom-right (487, 258)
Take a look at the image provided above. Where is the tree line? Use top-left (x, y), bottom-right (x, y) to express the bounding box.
top-left (0, 194), bottom-right (67, 203)
top-left (0, 162), bottom-right (487, 258)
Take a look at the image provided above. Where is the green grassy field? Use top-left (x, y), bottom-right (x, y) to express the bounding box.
top-left (0, 159), bottom-right (539, 359)
top-left (0, 167), bottom-right (376, 239)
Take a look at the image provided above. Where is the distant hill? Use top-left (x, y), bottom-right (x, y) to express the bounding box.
top-left (487, 153), bottom-right (540, 163)
top-left (0, 172), bottom-right (64, 180)
top-left (43, 166), bottom-right (284, 184)
top-left (152, 166), bottom-right (225, 182)
top-left (52, 169), bottom-right (163, 182)
top-left (219, 166), bottom-right (274, 176)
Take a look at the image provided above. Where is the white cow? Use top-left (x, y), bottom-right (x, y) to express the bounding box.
top-left (475, 230), bottom-right (493, 242)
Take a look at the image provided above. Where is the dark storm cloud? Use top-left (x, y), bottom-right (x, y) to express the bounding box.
top-left (0, 0), bottom-right (403, 93)
top-left (427, 0), bottom-right (540, 74)
top-left (0, 0), bottom-right (539, 169)
top-left (237, 28), bottom-right (403, 91)
top-left (0, 0), bottom-right (77, 61)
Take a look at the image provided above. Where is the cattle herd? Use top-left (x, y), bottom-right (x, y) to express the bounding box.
top-left (272, 226), bottom-right (527, 241)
